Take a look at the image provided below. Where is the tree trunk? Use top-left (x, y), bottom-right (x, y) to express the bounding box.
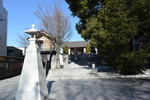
top-left (56, 46), bottom-right (60, 67)
top-left (129, 36), bottom-right (135, 52)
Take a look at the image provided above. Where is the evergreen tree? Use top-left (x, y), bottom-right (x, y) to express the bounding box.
top-left (86, 44), bottom-right (91, 54)
top-left (66, 0), bottom-right (150, 74)
top-left (65, 0), bottom-right (102, 39)
top-left (63, 45), bottom-right (69, 54)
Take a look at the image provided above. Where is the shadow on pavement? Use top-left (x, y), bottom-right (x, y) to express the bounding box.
top-left (47, 81), bottom-right (55, 94)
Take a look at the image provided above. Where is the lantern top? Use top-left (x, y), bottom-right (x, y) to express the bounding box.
top-left (32, 24), bottom-right (35, 29)
top-left (24, 24), bottom-right (40, 36)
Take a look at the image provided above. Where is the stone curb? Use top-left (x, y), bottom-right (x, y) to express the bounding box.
top-left (98, 74), bottom-right (150, 79)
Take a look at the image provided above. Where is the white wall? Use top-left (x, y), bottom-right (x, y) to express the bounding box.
top-left (0, 0), bottom-right (7, 56)
top-left (0, 0), bottom-right (2, 9)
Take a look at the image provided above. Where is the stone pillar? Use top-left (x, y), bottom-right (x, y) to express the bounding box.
top-left (68, 48), bottom-right (70, 55)
top-left (95, 48), bottom-right (98, 54)
top-left (84, 48), bottom-right (86, 54)
top-left (92, 64), bottom-right (95, 69)
top-left (15, 36), bottom-right (48, 100)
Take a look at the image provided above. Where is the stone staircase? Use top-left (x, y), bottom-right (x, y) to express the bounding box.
top-left (63, 62), bottom-right (88, 68)
top-left (46, 68), bottom-right (98, 81)
top-left (47, 54), bottom-right (102, 81)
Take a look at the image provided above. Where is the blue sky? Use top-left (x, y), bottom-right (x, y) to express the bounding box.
top-left (3, 0), bottom-right (84, 47)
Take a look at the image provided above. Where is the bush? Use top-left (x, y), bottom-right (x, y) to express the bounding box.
top-left (119, 50), bottom-right (149, 75)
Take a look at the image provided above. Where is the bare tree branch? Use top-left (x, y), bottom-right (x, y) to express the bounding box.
top-left (35, 1), bottom-right (72, 67)
top-left (17, 33), bottom-right (29, 48)
top-left (17, 33), bottom-right (29, 55)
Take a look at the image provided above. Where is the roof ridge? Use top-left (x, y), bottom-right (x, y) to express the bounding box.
top-left (39, 30), bottom-right (54, 38)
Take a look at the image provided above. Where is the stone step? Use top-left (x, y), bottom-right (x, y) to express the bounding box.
top-left (46, 68), bottom-right (98, 80)
top-left (47, 73), bottom-right (93, 77)
top-left (63, 63), bottom-right (86, 68)
top-left (47, 75), bottom-right (97, 81)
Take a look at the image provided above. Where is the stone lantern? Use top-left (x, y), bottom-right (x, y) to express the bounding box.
top-left (15, 24), bottom-right (48, 100)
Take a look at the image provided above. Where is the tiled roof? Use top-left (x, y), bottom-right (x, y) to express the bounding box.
top-left (61, 41), bottom-right (91, 48)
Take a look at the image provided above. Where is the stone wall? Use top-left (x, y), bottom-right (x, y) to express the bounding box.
top-left (51, 54), bottom-right (69, 69)
top-left (50, 54), bottom-right (103, 69)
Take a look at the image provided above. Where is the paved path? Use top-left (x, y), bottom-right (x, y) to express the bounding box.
top-left (1, 75), bottom-right (150, 100)
top-left (0, 76), bottom-right (20, 100)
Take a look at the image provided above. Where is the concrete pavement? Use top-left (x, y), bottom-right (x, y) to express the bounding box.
top-left (47, 78), bottom-right (150, 100)
top-left (0, 76), bottom-right (20, 100)
top-left (1, 75), bottom-right (150, 100)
